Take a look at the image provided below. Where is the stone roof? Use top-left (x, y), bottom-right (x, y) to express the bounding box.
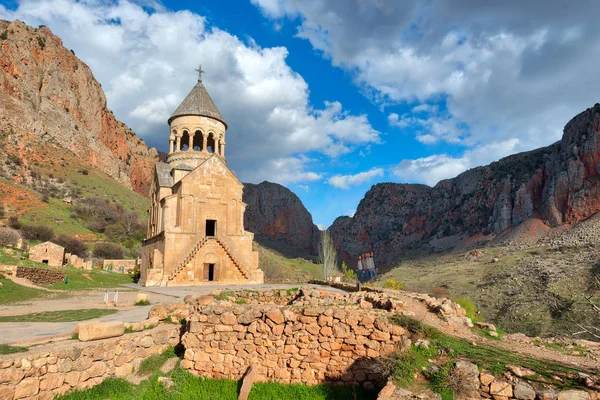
top-left (168, 80), bottom-right (227, 128)
top-left (155, 163), bottom-right (173, 187)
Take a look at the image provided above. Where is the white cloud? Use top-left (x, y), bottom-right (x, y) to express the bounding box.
top-left (328, 168), bottom-right (384, 189)
top-left (0, 0), bottom-right (380, 185)
top-left (392, 139), bottom-right (520, 186)
top-left (253, 0), bottom-right (600, 167)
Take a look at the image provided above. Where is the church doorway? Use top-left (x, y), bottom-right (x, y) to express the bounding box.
top-left (204, 263), bottom-right (215, 281)
top-left (206, 219), bottom-right (216, 236)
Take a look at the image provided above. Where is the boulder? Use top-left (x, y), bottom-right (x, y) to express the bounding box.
top-left (490, 380), bottom-right (513, 397)
top-left (148, 304), bottom-right (168, 320)
top-left (557, 391), bottom-right (591, 400)
top-left (513, 381), bottom-right (536, 400)
top-left (77, 321), bottom-right (124, 342)
top-left (197, 295), bottom-right (214, 305)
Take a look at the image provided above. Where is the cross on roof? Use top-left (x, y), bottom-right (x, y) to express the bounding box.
top-left (195, 64), bottom-right (206, 82)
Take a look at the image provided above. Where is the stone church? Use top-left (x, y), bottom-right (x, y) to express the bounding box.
top-left (140, 71), bottom-right (264, 286)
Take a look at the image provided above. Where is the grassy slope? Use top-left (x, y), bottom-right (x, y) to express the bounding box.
top-left (255, 242), bottom-right (323, 281)
top-left (381, 245), bottom-right (596, 338)
top-left (0, 274), bottom-right (45, 304)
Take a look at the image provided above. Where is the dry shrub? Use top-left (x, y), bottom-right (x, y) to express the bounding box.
top-left (431, 286), bottom-right (449, 298)
top-left (0, 227), bottom-right (20, 247)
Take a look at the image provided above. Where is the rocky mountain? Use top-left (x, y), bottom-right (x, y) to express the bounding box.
top-left (331, 103), bottom-right (600, 268)
top-left (0, 20), bottom-right (158, 195)
top-left (243, 181), bottom-right (320, 257)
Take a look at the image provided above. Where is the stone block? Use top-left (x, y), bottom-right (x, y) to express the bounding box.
top-left (78, 321), bottom-right (125, 342)
top-left (557, 391), bottom-right (591, 400)
top-left (136, 293), bottom-right (148, 303)
top-left (490, 380), bottom-right (512, 397)
top-left (14, 377), bottom-right (39, 399)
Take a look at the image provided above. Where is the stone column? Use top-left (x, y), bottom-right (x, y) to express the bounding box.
top-left (220, 142), bottom-right (226, 157)
top-left (175, 135), bottom-right (181, 152)
top-left (169, 137), bottom-right (174, 153)
top-left (188, 132), bottom-right (195, 151)
top-left (202, 135), bottom-right (208, 153)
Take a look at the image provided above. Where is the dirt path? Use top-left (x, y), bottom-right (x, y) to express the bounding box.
top-left (3, 275), bottom-right (61, 292)
top-left (396, 291), bottom-right (600, 372)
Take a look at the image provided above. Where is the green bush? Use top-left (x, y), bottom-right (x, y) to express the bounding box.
top-left (455, 297), bottom-right (479, 321)
top-left (341, 262), bottom-right (356, 283)
top-left (383, 278), bottom-right (404, 290)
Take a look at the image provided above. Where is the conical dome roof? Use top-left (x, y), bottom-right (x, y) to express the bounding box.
top-left (168, 80), bottom-right (227, 128)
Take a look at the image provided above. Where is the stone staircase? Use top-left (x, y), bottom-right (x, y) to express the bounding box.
top-left (167, 235), bottom-right (251, 281)
top-left (168, 237), bottom-right (208, 281)
top-left (213, 236), bottom-right (250, 279)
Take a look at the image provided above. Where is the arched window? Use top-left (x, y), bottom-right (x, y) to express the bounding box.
top-left (193, 130), bottom-right (203, 151)
top-left (180, 130), bottom-right (190, 151)
top-left (207, 132), bottom-right (216, 153)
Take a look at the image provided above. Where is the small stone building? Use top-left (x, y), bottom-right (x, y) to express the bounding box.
top-left (140, 71), bottom-right (264, 286)
top-left (103, 259), bottom-right (140, 274)
top-left (29, 241), bottom-right (65, 267)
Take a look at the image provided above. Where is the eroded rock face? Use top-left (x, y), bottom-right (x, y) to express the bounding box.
top-left (0, 20), bottom-right (158, 195)
top-left (331, 104), bottom-right (600, 268)
top-left (243, 181), bottom-right (320, 256)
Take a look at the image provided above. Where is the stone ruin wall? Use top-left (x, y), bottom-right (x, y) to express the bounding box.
top-left (1, 286), bottom-right (598, 400)
top-left (180, 291), bottom-right (410, 388)
top-left (0, 325), bottom-right (179, 400)
top-left (15, 266), bottom-right (64, 285)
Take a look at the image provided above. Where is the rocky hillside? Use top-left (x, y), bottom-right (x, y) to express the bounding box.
top-left (0, 20), bottom-right (158, 195)
top-left (243, 181), bottom-right (320, 257)
top-left (331, 103), bottom-right (600, 268)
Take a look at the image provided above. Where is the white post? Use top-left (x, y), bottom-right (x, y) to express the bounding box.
top-left (114, 290), bottom-right (119, 305)
top-left (104, 289), bottom-right (108, 304)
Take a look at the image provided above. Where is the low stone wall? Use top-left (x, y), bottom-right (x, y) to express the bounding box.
top-left (0, 325), bottom-right (180, 400)
top-left (15, 266), bottom-right (64, 285)
top-left (212, 288), bottom-right (299, 305)
top-left (0, 265), bottom-right (17, 276)
top-left (181, 303), bottom-right (409, 387)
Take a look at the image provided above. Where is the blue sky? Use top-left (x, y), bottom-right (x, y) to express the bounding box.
top-left (2, 0), bottom-right (600, 228)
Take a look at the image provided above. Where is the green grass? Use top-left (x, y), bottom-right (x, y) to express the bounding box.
top-left (391, 315), bottom-right (589, 391)
top-left (56, 367), bottom-right (379, 400)
top-left (0, 248), bottom-right (50, 268)
top-left (215, 290), bottom-right (234, 301)
top-left (46, 267), bottom-right (134, 290)
top-left (0, 274), bottom-right (45, 305)
top-left (533, 341), bottom-right (590, 357)
top-left (135, 300), bottom-right (151, 306)
top-left (19, 196), bottom-right (94, 236)
top-left (0, 308), bottom-right (117, 322)
top-left (138, 347), bottom-right (177, 375)
top-left (255, 243), bottom-right (322, 282)
top-left (0, 344), bottom-right (28, 354)
top-left (454, 297), bottom-right (480, 322)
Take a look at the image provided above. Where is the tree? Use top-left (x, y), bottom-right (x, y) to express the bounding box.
top-left (7, 216), bottom-right (21, 230)
top-left (93, 242), bottom-right (124, 259)
top-left (0, 227), bottom-right (20, 247)
top-left (319, 229), bottom-right (339, 280)
top-left (21, 225), bottom-right (54, 242)
top-left (51, 235), bottom-right (88, 258)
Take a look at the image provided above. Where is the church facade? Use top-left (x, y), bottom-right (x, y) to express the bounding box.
top-left (139, 72), bottom-right (264, 286)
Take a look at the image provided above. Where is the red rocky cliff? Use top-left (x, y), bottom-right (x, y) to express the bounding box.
top-left (0, 20), bottom-right (157, 194)
top-left (243, 181), bottom-right (320, 257)
top-left (331, 103), bottom-right (600, 268)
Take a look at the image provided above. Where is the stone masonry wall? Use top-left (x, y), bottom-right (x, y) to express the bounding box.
top-left (181, 303), bottom-right (409, 388)
top-left (15, 266), bottom-right (64, 285)
top-left (0, 325), bottom-right (179, 400)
